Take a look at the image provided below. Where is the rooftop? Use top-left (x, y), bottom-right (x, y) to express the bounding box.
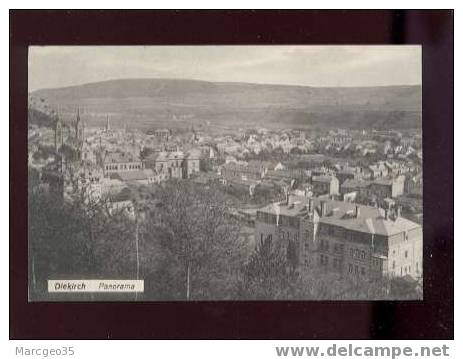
top-left (257, 195), bottom-right (421, 236)
top-left (312, 175), bottom-right (336, 183)
top-left (104, 151), bottom-right (140, 163)
top-left (113, 169), bottom-right (156, 182)
top-left (341, 179), bottom-right (371, 188)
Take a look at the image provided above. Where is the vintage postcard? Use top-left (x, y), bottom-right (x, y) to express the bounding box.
top-left (27, 45), bottom-right (423, 301)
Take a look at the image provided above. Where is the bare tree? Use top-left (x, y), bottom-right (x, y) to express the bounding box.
top-left (141, 180), bottom-right (246, 300)
top-left (238, 236), bottom-right (299, 300)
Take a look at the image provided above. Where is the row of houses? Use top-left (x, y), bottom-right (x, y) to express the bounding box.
top-left (220, 160), bottom-right (408, 200)
top-left (340, 176), bottom-right (406, 199)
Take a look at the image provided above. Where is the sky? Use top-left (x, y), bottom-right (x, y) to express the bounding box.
top-left (28, 46), bottom-right (421, 91)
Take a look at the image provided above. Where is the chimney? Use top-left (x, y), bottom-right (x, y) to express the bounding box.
top-left (355, 205), bottom-right (360, 218)
top-left (384, 208), bottom-right (389, 220)
top-left (320, 200), bottom-right (327, 217)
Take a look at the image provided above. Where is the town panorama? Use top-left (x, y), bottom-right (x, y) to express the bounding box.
top-left (28, 48), bottom-right (423, 301)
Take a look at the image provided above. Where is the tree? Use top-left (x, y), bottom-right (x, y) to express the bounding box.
top-left (238, 236), bottom-right (299, 300)
top-left (28, 177), bottom-right (138, 300)
top-left (141, 180), bottom-right (246, 300)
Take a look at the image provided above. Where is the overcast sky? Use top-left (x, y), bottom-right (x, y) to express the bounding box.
top-left (28, 46), bottom-right (421, 91)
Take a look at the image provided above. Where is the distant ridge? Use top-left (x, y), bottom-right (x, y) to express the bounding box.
top-left (30, 78), bottom-right (422, 130)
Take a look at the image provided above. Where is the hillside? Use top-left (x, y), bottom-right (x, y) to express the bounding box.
top-left (30, 78), bottom-right (422, 130)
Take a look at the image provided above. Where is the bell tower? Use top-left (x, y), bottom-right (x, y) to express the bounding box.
top-left (75, 107), bottom-right (85, 142)
top-left (54, 112), bottom-right (63, 152)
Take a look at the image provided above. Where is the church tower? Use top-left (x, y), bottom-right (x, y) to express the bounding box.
top-left (105, 115), bottom-right (110, 132)
top-left (74, 107), bottom-right (85, 142)
top-left (54, 112), bottom-right (63, 152)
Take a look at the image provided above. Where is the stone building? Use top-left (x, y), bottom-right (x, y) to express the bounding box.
top-left (102, 151), bottom-right (144, 177)
top-left (143, 149), bottom-right (201, 181)
top-left (254, 195), bottom-right (422, 280)
top-left (220, 162), bottom-right (265, 181)
top-left (311, 175), bottom-right (339, 196)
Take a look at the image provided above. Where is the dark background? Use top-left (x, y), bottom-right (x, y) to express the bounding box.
top-left (10, 10), bottom-right (454, 339)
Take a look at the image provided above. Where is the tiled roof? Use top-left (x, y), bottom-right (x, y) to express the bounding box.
top-left (336, 167), bottom-right (359, 175)
top-left (248, 160), bottom-right (277, 170)
top-left (371, 178), bottom-right (394, 186)
top-left (222, 162), bottom-right (247, 171)
top-left (104, 151), bottom-right (140, 164)
top-left (341, 179), bottom-right (371, 188)
top-left (312, 175), bottom-right (336, 183)
top-left (186, 149), bottom-right (202, 159)
top-left (257, 195), bottom-right (421, 236)
top-left (114, 169), bottom-right (155, 181)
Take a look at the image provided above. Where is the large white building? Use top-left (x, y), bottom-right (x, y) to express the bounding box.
top-left (255, 195), bottom-right (422, 280)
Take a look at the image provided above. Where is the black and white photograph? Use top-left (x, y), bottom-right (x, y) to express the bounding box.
top-left (27, 45), bottom-right (424, 301)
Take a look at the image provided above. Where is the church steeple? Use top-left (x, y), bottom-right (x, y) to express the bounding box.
top-left (54, 110), bottom-right (62, 152)
top-left (75, 107), bottom-right (80, 139)
top-left (75, 107), bottom-right (84, 143)
top-left (105, 115), bottom-right (110, 132)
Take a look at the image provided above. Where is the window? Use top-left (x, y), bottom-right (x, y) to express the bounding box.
top-left (348, 264), bottom-right (353, 273)
top-left (361, 250), bottom-right (366, 259)
top-left (354, 265), bottom-right (359, 274)
top-left (320, 255), bottom-right (329, 266)
top-left (392, 261), bottom-right (395, 269)
top-left (361, 267), bottom-right (366, 275)
top-left (405, 250), bottom-right (408, 258)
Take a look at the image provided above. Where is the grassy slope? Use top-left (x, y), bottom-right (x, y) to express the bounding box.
top-left (31, 79), bottom-right (422, 130)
